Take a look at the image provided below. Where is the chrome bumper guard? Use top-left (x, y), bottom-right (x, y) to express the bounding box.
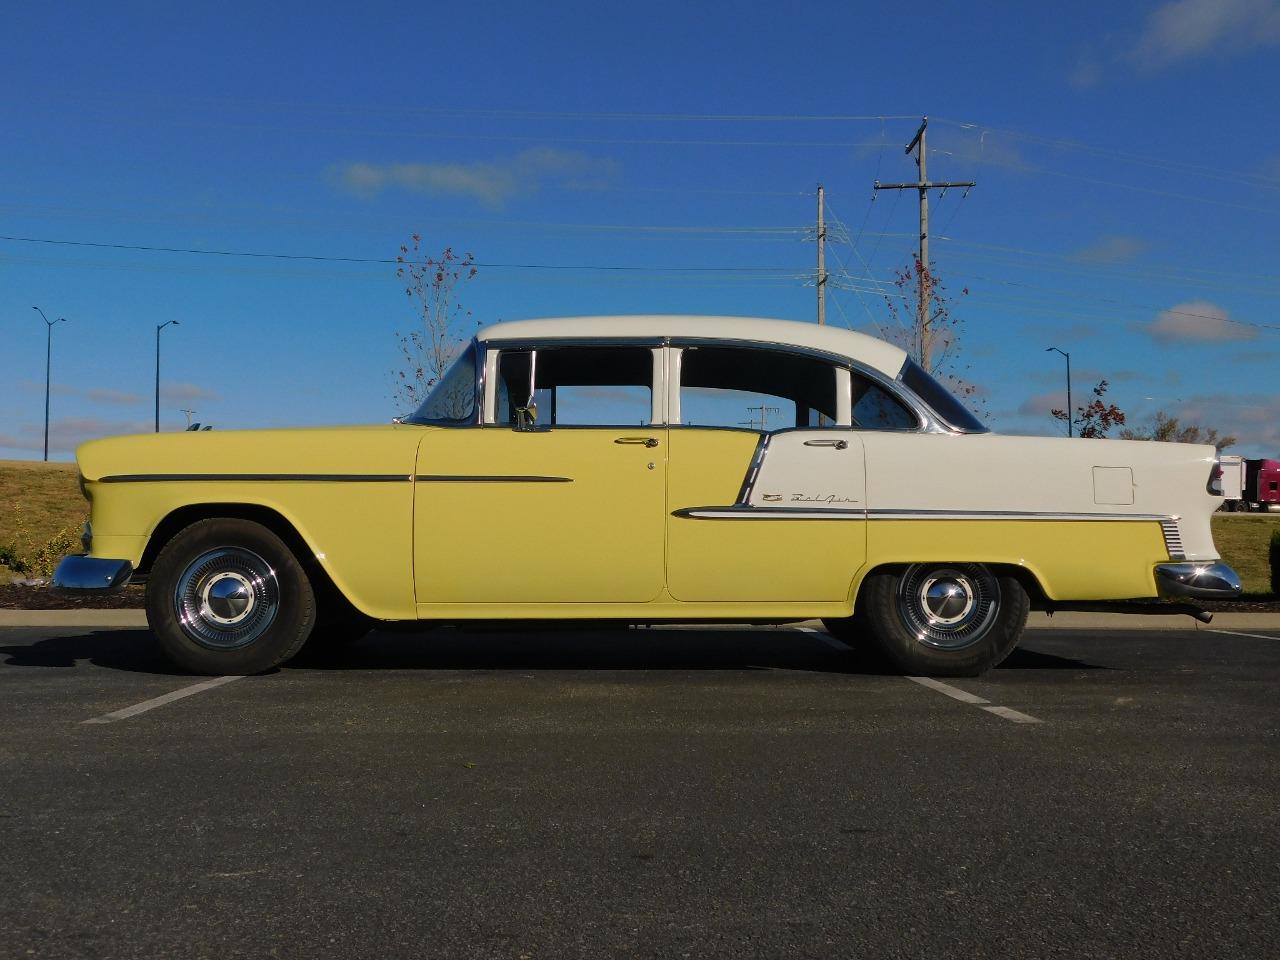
top-left (1154, 562), bottom-right (1242, 600)
top-left (52, 555), bottom-right (134, 593)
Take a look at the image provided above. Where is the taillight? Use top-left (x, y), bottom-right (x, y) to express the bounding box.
top-left (1208, 460), bottom-right (1224, 496)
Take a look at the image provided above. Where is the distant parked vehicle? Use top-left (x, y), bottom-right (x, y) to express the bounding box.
top-left (1222, 457), bottom-right (1280, 512)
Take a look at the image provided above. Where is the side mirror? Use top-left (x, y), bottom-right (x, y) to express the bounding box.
top-left (515, 402), bottom-right (538, 431)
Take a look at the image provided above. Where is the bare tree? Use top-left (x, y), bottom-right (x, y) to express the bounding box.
top-left (393, 235), bottom-right (478, 411)
top-left (882, 257), bottom-right (983, 415)
top-left (1052, 379), bottom-right (1126, 438)
top-left (1120, 411), bottom-right (1236, 450)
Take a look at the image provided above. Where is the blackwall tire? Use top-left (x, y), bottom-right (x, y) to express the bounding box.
top-left (855, 564), bottom-right (1029, 677)
top-left (145, 518), bottom-right (316, 675)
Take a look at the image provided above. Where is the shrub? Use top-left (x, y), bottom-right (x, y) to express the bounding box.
top-left (0, 502), bottom-right (87, 579)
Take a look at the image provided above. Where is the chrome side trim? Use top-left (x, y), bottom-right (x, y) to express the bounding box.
top-left (674, 506), bottom-right (1176, 523)
top-left (735, 434), bottom-right (772, 504)
top-left (1155, 562), bottom-right (1242, 599)
top-left (99, 473), bottom-right (411, 483)
top-left (1160, 518), bottom-right (1186, 560)
top-left (674, 506), bottom-right (864, 520)
top-left (52, 555), bottom-right (134, 593)
top-left (415, 474), bottom-right (573, 483)
top-left (866, 509), bottom-right (1173, 522)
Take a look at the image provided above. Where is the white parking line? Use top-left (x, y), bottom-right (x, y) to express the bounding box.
top-left (82, 676), bottom-right (244, 725)
top-left (1207, 628), bottom-right (1280, 642)
top-left (906, 676), bottom-right (990, 704)
top-left (980, 705), bottom-right (1042, 724)
top-left (796, 626), bottom-right (854, 652)
top-left (907, 676), bottom-right (1043, 724)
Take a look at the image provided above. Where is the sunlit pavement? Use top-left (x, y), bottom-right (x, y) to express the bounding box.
top-left (2, 622), bottom-right (1278, 959)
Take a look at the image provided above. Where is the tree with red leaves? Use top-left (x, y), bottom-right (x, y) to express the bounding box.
top-left (882, 257), bottom-right (983, 416)
top-left (393, 235), bottom-right (478, 411)
top-left (1052, 379), bottom-right (1126, 438)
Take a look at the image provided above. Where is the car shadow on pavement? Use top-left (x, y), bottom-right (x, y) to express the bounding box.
top-left (291, 627), bottom-right (1101, 675)
top-left (998, 646), bottom-right (1108, 671)
top-left (0, 630), bottom-right (185, 675)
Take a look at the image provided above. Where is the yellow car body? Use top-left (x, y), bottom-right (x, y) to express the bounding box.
top-left (55, 315), bottom-right (1241, 676)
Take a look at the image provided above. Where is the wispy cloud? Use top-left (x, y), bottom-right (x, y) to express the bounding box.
top-left (159, 383), bottom-right (221, 404)
top-left (1131, 0), bottom-right (1280, 70)
top-left (334, 147), bottom-right (620, 208)
top-left (1017, 390), bottom-right (1067, 417)
top-left (0, 416), bottom-right (153, 455)
top-left (1069, 235), bottom-right (1148, 264)
top-left (87, 388), bottom-right (145, 405)
top-left (1137, 300), bottom-right (1258, 343)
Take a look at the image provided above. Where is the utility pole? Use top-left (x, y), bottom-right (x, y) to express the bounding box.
top-left (816, 184), bottom-right (827, 326)
top-left (740, 404), bottom-right (780, 432)
top-left (181, 408), bottom-right (196, 429)
top-left (155, 320), bottom-right (179, 432)
top-left (874, 117), bottom-right (974, 372)
top-left (32, 307), bottom-right (66, 462)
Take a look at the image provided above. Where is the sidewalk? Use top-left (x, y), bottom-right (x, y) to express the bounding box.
top-left (1, 609), bottom-right (1278, 632)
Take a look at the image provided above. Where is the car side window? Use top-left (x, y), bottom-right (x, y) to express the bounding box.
top-left (678, 346), bottom-right (839, 430)
top-left (851, 373), bottom-right (919, 430)
top-left (494, 346), bottom-right (653, 427)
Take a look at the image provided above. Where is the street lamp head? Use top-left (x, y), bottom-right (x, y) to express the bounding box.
top-left (157, 319), bottom-right (179, 331)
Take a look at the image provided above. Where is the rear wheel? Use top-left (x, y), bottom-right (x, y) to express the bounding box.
top-left (855, 563), bottom-right (1028, 677)
top-left (146, 518), bottom-right (315, 675)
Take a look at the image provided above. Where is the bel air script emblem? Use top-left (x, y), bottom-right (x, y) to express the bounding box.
top-left (762, 493), bottom-right (859, 504)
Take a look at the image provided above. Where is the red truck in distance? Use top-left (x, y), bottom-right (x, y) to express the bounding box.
top-left (1222, 456), bottom-right (1280, 512)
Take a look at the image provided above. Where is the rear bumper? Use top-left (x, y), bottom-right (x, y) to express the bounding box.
top-left (52, 555), bottom-right (134, 593)
top-left (1154, 562), bottom-right (1242, 600)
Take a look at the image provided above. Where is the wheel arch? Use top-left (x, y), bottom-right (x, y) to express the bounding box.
top-left (137, 503), bottom-right (352, 612)
top-left (849, 560), bottom-right (1049, 613)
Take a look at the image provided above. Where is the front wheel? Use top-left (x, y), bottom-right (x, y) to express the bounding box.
top-left (146, 518), bottom-right (316, 675)
top-left (855, 563), bottom-right (1028, 677)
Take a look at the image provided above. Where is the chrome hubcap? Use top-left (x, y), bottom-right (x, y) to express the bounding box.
top-left (174, 548), bottom-right (279, 650)
top-left (897, 564), bottom-right (1000, 651)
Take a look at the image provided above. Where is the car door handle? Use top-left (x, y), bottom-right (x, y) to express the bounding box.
top-left (803, 438), bottom-right (848, 450)
top-left (615, 437), bottom-right (660, 448)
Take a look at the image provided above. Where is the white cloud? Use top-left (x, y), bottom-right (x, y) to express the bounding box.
top-left (335, 147), bottom-right (620, 208)
top-left (1132, 0), bottom-right (1280, 70)
top-left (86, 388), bottom-right (144, 405)
top-left (0, 416), bottom-right (153, 455)
top-left (1018, 390), bottom-right (1067, 417)
top-left (1139, 300), bottom-right (1258, 343)
top-left (1070, 235), bottom-right (1148, 264)
top-left (160, 382), bottom-right (221, 403)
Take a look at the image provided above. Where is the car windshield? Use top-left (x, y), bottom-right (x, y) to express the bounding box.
top-left (899, 359), bottom-right (988, 433)
top-left (404, 343), bottom-right (477, 424)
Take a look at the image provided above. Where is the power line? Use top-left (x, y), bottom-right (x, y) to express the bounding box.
top-left (0, 234), bottom-right (812, 274)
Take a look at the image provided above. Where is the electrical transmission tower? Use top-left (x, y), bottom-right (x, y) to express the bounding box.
top-left (873, 116), bottom-right (974, 371)
top-left (740, 404), bottom-right (780, 431)
top-left (816, 184), bottom-right (827, 325)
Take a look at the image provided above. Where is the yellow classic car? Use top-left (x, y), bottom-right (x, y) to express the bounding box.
top-left (53, 315), bottom-right (1241, 676)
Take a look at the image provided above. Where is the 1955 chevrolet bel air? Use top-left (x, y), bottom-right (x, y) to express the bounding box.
top-left (53, 315), bottom-right (1241, 676)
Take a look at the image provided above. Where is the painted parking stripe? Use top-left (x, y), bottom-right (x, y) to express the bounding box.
top-left (82, 676), bottom-right (244, 725)
top-left (980, 705), bottom-right (1042, 724)
top-left (796, 626), bottom-right (854, 652)
top-left (907, 676), bottom-right (1043, 724)
top-left (1207, 628), bottom-right (1280, 642)
top-left (906, 676), bottom-right (990, 705)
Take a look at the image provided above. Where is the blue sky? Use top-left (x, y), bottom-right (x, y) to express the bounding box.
top-left (3, 0), bottom-right (1279, 459)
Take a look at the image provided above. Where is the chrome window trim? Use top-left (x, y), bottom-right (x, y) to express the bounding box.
top-left (671, 337), bottom-right (939, 433)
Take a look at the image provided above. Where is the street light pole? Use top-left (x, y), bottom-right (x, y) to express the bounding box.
top-left (32, 307), bottom-right (66, 462)
top-left (1046, 346), bottom-right (1072, 438)
top-left (155, 320), bottom-right (179, 432)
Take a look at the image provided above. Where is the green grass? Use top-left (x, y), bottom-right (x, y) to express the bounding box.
top-left (0, 460), bottom-right (87, 579)
top-left (1211, 513), bottom-right (1280, 596)
top-left (2, 458), bottom-right (1276, 594)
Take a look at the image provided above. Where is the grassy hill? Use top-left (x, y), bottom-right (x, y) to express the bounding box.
top-left (2, 458), bottom-right (1276, 592)
top-left (1, 459), bottom-right (85, 554)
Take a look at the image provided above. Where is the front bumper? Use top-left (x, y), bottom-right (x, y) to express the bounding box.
top-left (1155, 562), bottom-right (1242, 600)
top-left (52, 555), bottom-right (134, 593)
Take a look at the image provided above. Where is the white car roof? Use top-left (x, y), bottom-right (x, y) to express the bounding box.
top-left (476, 315), bottom-right (909, 378)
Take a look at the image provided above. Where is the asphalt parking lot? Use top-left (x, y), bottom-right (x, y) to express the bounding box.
top-left (2, 619), bottom-right (1279, 959)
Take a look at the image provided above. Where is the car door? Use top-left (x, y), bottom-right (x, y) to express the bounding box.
top-left (413, 343), bottom-right (667, 606)
top-left (664, 343), bottom-right (873, 603)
